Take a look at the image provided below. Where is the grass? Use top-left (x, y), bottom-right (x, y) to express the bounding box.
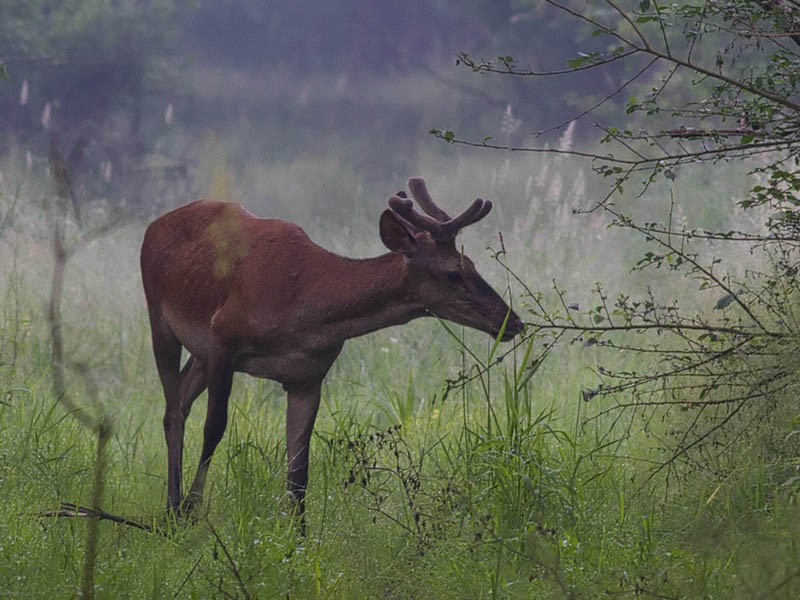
top-left (1, 152), bottom-right (799, 599)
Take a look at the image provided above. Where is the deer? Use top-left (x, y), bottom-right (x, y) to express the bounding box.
top-left (140, 176), bottom-right (524, 528)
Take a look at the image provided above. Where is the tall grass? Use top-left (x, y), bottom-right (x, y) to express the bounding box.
top-left (1, 147), bottom-right (798, 598)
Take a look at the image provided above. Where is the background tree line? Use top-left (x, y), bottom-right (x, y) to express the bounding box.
top-left (0, 0), bottom-right (640, 218)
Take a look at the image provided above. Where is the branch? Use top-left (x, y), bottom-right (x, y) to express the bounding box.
top-left (543, 0), bottom-right (800, 111)
top-left (604, 0), bottom-right (652, 50)
top-left (205, 519), bottom-right (254, 600)
top-left (456, 49), bottom-right (639, 77)
top-left (527, 321), bottom-right (787, 338)
top-left (638, 226), bottom-right (799, 244)
top-left (432, 129), bottom-right (800, 170)
top-left (36, 502), bottom-right (155, 533)
top-left (666, 126), bottom-right (760, 138)
top-left (533, 57), bottom-right (659, 138)
top-left (754, 0), bottom-right (800, 48)
top-left (65, 211), bottom-right (130, 260)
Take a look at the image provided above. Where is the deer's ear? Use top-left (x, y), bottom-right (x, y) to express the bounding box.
top-left (379, 209), bottom-right (417, 255)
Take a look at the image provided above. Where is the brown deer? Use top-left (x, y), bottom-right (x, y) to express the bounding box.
top-left (140, 177), bottom-right (523, 525)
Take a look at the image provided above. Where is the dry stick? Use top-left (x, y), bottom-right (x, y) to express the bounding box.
top-left (43, 139), bottom-right (155, 598)
top-left (37, 502), bottom-right (154, 533)
top-left (173, 554), bottom-right (205, 599)
top-left (49, 206), bottom-right (113, 597)
top-left (47, 138), bottom-right (101, 599)
top-left (42, 228), bottom-right (155, 534)
top-left (206, 519), bottom-right (253, 600)
top-left (81, 421), bottom-right (110, 599)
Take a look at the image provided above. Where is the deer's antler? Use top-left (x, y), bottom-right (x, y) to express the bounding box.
top-left (387, 177), bottom-right (492, 241)
top-left (408, 177), bottom-right (451, 221)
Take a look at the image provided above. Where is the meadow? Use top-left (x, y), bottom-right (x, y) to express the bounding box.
top-left (1, 146), bottom-right (798, 599)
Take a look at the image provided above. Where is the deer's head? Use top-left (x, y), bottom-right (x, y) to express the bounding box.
top-left (379, 177), bottom-right (523, 342)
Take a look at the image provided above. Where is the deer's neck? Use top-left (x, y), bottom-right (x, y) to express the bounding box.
top-left (312, 251), bottom-right (424, 341)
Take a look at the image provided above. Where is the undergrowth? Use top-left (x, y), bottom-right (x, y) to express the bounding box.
top-left (0, 270), bottom-right (798, 599)
top-left (1, 158), bottom-right (799, 598)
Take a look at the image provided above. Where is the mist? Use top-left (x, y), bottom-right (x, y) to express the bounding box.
top-left (0, 1), bottom-right (630, 227)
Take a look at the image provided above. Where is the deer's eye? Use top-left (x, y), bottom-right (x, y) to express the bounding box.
top-left (446, 270), bottom-right (462, 283)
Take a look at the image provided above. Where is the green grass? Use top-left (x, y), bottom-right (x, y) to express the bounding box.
top-left (1, 156), bottom-right (799, 599)
top-left (2, 283), bottom-right (798, 599)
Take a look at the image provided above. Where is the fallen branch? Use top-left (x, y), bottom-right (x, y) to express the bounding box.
top-left (36, 501), bottom-right (155, 533)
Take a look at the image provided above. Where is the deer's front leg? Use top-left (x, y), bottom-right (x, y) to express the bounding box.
top-left (285, 380), bottom-right (322, 531)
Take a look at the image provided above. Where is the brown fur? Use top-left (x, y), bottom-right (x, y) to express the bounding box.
top-left (141, 184), bottom-right (523, 527)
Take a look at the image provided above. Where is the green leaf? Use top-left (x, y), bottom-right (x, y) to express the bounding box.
top-left (714, 292), bottom-right (736, 310)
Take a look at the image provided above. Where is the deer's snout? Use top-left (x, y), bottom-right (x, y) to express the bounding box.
top-left (501, 312), bottom-right (524, 341)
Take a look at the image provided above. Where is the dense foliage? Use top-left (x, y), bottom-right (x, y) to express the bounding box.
top-left (439, 0), bottom-right (800, 485)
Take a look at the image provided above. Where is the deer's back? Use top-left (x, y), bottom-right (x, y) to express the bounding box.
top-left (140, 200), bottom-right (315, 334)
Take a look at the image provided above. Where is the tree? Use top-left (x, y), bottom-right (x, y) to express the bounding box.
top-left (437, 0), bottom-right (800, 481)
top-left (0, 0), bottom-right (189, 214)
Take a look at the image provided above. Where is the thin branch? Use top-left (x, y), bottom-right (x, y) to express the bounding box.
top-left (605, 204), bottom-right (772, 333)
top-left (666, 127), bottom-right (760, 138)
top-left (753, 0), bottom-right (800, 48)
top-left (456, 49), bottom-right (640, 77)
top-left (434, 130), bottom-right (800, 169)
top-left (605, 0), bottom-right (652, 50)
top-left (533, 57), bottom-right (659, 138)
top-left (543, 0), bottom-right (800, 111)
top-left (542, 0), bottom-right (639, 50)
top-left (206, 519), bottom-right (253, 600)
top-left (528, 321), bottom-right (786, 338)
top-left (637, 226), bottom-right (799, 244)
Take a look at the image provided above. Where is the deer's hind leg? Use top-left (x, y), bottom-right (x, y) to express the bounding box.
top-left (148, 318), bottom-right (185, 512)
top-left (149, 316), bottom-right (208, 512)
